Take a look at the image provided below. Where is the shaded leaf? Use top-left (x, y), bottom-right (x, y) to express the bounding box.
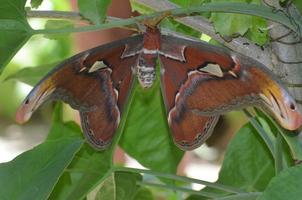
top-left (215, 123), bottom-right (275, 190)
top-left (120, 79), bottom-right (184, 175)
top-left (279, 129), bottom-right (302, 161)
top-left (258, 164), bottom-right (302, 200)
top-left (0, 0), bottom-right (33, 73)
top-left (49, 144), bottom-right (112, 200)
top-left (134, 187), bottom-right (154, 200)
top-left (293, 0), bottom-right (302, 13)
top-left (31, 0), bottom-right (43, 8)
top-left (95, 175), bottom-right (115, 200)
top-left (4, 64), bottom-right (56, 85)
top-left (78, 0), bottom-right (112, 25)
top-left (188, 123), bottom-right (275, 199)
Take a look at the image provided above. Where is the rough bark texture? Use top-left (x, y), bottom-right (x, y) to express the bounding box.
top-left (265, 0), bottom-right (302, 110)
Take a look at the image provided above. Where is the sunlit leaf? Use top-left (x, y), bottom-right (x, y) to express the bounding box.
top-left (0, 0), bottom-right (33, 73)
top-left (44, 20), bottom-right (74, 40)
top-left (4, 64), bottom-right (55, 85)
top-left (31, 0), bottom-right (43, 8)
top-left (0, 104), bottom-right (83, 200)
top-left (78, 0), bottom-right (112, 25)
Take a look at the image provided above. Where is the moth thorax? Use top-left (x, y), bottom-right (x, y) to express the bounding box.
top-left (137, 65), bottom-right (156, 88)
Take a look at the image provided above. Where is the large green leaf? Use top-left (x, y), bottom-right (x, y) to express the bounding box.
top-left (0, 138), bottom-right (82, 200)
top-left (120, 80), bottom-right (184, 174)
top-left (0, 105), bottom-right (83, 200)
top-left (216, 123), bottom-right (275, 189)
top-left (49, 145), bottom-right (112, 200)
top-left (258, 164), bottom-right (302, 200)
top-left (48, 106), bottom-right (113, 200)
top-left (0, 0), bottom-right (33, 73)
top-left (78, 0), bottom-right (112, 25)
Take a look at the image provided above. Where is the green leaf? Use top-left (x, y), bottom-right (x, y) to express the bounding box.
top-left (170, 0), bottom-right (208, 7)
top-left (211, 11), bottom-right (252, 36)
top-left (258, 164), bottom-right (302, 200)
top-left (4, 64), bottom-right (56, 85)
top-left (95, 174), bottom-right (115, 200)
top-left (134, 187), bottom-right (154, 200)
top-left (0, 0), bottom-right (33, 73)
top-left (31, 0), bottom-right (43, 8)
top-left (255, 109), bottom-right (302, 162)
top-left (120, 79), bottom-right (184, 175)
top-left (78, 0), bottom-right (112, 25)
top-left (49, 71), bottom-right (138, 199)
top-left (217, 123), bottom-right (275, 190)
top-left (210, 0), bottom-right (253, 37)
top-left (210, 0), bottom-right (268, 44)
top-left (279, 129), bottom-right (302, 161)
top-left (44, 20), bottom-right (74, 40)
top-left (188, 123), bottom-right (275, 199)
top-left (95, 172), bottom-right (142, 200)
top-left (49, 144), bottom-right (112, 200)
top-left (0, 138), bottom-right (82, 200)
top-left (293, 0), bottom-right (302, 13)
top-left (245, 16), bottom-right (268, 45)
top-left (0, 118), bottom-right (83, 200)
top-left (47, 104), bottom-right (112, 200)
top-left (0, 103), bottom-right (83, 200)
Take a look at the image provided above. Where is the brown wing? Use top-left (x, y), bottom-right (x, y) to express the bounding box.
top-left (16, 35), bottom-right (143, 150)
top-left (159, 35), bottom-right (302, 151)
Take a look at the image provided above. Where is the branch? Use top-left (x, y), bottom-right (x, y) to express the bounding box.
top-left (27, 10), bottom-right (84, 20)
top-left (134, 0), bottom-right (273, 68)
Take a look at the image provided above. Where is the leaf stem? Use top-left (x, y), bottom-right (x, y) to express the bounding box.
top-left (136, 181), bottom-right (222, 198)
top-left (243, 109), bottom-right (276, 158)
top-left (113, 166), bottom-right (245, 194)
top-left (27, 10), bottom-right (84, 20)
top-left (108, 82), bottom-right (139, 163)
top-left (213, 192), bottom-right (262, 200)
top-left (275, 133), bottom-right (284, 174)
